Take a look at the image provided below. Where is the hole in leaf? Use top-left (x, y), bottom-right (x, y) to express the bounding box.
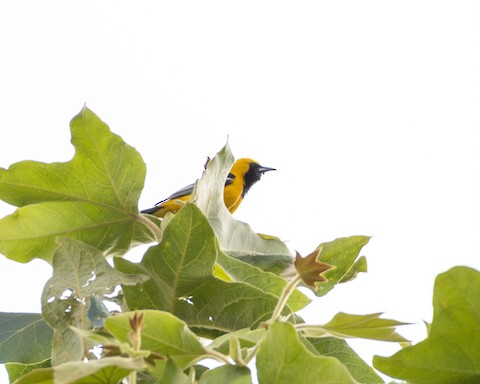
top-left (82, 271), bottom-right (97, 288)
top-left (60, 289), bottom-right (73, 300)
top-left (178, 296), bottom-right (194, 305)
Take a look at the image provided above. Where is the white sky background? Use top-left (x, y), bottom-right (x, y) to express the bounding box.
top-left (0, 1), bottom-right (479, 382)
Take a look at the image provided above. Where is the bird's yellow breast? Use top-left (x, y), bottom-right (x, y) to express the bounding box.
top-left (223, 158), bottom-right (257, 213)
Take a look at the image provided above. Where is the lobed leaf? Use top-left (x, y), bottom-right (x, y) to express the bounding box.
top-left (374, 266), bottom-right (480, 384)
top-left (0, 107), bottom-right (153, 263)
top-left (41, 238), bottom-right (147, 365)
top-left (192, 143), bottom-right (293, 272)
top-left (315, 236), bottom-right (370, 296)
top-left (300, 312), bottom-right (409, 342)
top-left (294, 248), bottom-right (333, 288)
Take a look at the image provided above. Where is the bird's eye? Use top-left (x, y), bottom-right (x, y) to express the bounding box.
top-left (225, 173), bottom-right (235, 186)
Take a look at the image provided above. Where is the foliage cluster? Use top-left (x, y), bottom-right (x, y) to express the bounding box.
top-left (0, 108), bottom-right (479, 383)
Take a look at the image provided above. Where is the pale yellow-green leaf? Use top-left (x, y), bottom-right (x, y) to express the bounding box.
top-left (0, 107), bottom-right (153, 263)
top-left (374, 266), bottom-right (480, 384)
top-left (105, 310), bottom-right (206, 369)
top-left (300, 312), bottom-right (409, 342)
top-left (256, 322), bottom-right (359, 384)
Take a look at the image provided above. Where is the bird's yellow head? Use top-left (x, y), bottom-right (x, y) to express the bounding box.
top-left (229, 158), bottom-right (276, 198)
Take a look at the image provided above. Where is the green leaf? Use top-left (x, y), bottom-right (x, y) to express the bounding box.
top-left (12, 356), bottom-right (146, 384)
top-left (6, 359), bottom-right (51, 383)
top-left (104, 310), bottom-right (206, 369)
top-left (88, 294), bottom-right (111, 328)
top-left (374, 266), bottom-right (480, 384)
top-left (41, 238), bottom-right (148, 365)
top-left (315, 236), bottom-right (370, 296)
top-left (216, 251), bottom-right (310, 313)
top-left (256, 322), bottom-right (358, 384)
top-left (339, 255), bottom-right (367, 283)
top-left (300, 312), bottom-right (408, 342)
top-left (192, 143), bottom-right (293, 272)
top-left (116, 204), bottom-right (295, 336)
top-left (198, 365), bottom-right (252, 384)
top-left (0, 106), bottom-right (153, 263)
top-left (228, 253), bottom-right (292, 274)
top-left (306, 337), bottom-right (384, 384)
top-left (0, 313), bottom-right (53, 364)
top-left (147, 359), bottom-right (190, 384)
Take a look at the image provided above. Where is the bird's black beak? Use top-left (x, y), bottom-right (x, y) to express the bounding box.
top-left (257, 165), bottom-right (276, 173)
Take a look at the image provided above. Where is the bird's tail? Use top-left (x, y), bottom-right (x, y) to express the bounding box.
top-left (140, 206), bottom-right (161, 215)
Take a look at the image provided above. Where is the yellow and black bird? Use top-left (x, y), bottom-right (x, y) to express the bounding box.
top-left (141, 158), bottom-right (275, 218)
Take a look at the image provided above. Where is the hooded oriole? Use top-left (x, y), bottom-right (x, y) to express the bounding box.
top-left (141, 158), bottom-right (275, 218)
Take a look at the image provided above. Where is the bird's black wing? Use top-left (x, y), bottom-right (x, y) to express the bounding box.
top-left (159, 174), bottom-right (235, 205)
top-left (155, 182), bottom-right (196, 205)
top-left (147, 172), bottom-right (235, 212)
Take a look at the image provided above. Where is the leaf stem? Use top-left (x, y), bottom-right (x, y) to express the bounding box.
top-left (127, 311), bottom-right (144, 384)
top-left (128, 370), bottom-right (137, 384)
top-left (268, 273), bottom-right (303, 324)
top-left (294, 323), bottom-right (329, 336)
top-left (242, 274), bottom-right (303, 366)
top-left (203, 349), bottom-right (232, 365)
top-left (233, 337), bottom-right (248, 367)
top-left (136, 214), bottom-right (162, 242)
top-left (242, 331), bottom-right (267, 366)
